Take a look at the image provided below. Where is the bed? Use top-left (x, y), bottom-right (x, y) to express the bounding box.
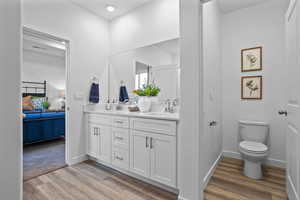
top-left (22, 81), bottom-right (65, 144)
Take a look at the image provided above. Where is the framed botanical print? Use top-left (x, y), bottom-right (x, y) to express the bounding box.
top-left (241, 76), bottom-right (262, 100)
top-left (241, 47), bottom-right (262, 72)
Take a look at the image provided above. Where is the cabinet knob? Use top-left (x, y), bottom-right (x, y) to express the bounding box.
top-left (115, 136), bottom-right (123, 141)
top-left (209, 121), bottom-right (217, 126)
top-left (278, 110), bottom-right (288, 116)
top-left (115, 156), bottom-right (124, 161)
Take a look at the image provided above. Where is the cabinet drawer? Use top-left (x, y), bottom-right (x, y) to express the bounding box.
top-left (131, 118), bottom-right (176, 136)
top-left (112, 148), bottom-right (129, 170)
top-left (112, 116), bottom-right (129, 128)
top-left (88, 114), bottom-right (112, 126)
top-left (112, 128), bottom-right (129, 149)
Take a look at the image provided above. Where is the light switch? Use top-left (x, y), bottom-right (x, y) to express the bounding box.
top-left (73, 92), bottom-right (84, 100)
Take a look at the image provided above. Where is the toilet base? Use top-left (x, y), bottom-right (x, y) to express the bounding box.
top-left (244, 160), bottom-right (262, 179)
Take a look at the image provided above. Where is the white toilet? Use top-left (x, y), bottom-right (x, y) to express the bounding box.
top-left (238, 120), bottom-right (269, 179)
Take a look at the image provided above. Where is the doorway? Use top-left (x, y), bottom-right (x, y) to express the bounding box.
top-left (22, 27), bottom-right (70, 181)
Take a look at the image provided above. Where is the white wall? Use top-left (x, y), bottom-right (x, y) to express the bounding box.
top-left (23, 50), bottom-right (65, 106)
top-left (22, 0), bottom-right (110, 164)
top-left (221, 0), bottom-right (288, 166)
top-left (109, 0), bottom-right (179, 54)
top-left (0, 0), bottom-right (21, 199)
top-left (178, 0), bottom-right (203, 199)
top-left (202, 0), bottom-right (222, 184)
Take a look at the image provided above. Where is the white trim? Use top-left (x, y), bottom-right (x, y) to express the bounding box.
top-left (222, 151), bottom-right (286, 169)
top-left (178, 196), bottom-right (189, 200)
top-left (68, 154), bottom-right (88, 166)
top-left (22, 27), bottom-right (72, 166)
top-left (203, 153), bottom-right (223, 188)
top-left (287, 0), bottom-right (298, 21)
top-left (287, 174), bottom-right (299, 200)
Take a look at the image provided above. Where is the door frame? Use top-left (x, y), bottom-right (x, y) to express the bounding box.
top-left (285, 0), bottom-right (299, 199)
top-left (22, 26), bottom-right (71, 165)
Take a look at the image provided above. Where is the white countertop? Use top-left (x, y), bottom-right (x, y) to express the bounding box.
top-left (83, 109), bottom-right (180, 121)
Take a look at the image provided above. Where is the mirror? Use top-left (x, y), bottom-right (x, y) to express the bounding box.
top-left (109, 38), bottom-right (180, 102)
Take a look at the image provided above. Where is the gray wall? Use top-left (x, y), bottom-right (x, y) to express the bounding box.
top-left (0, 0), bottom-right (22, 199)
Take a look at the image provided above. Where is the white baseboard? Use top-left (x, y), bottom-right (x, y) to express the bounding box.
top-left (222, 151), bottom-right (286, 169)
top-left (203, 152), bottom-right (223, 188)
top-left (287, 174), bottom-right (299, 200)
top-left (178, 196), bottom-right (189, 200)
top-left (67, 154), bottom-right (88, 166)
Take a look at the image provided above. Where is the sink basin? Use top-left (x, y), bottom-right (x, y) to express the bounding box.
top-left (146, 112), bottom-right (174, 116)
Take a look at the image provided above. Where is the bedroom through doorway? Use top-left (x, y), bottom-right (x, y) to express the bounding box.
top-left (22, 27), bottom-right (69, 181)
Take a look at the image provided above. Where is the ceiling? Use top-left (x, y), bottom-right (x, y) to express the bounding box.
top-left (69, 0), bottom-right (154, 20)
top-left (218, 0), bottom-right (269, 13)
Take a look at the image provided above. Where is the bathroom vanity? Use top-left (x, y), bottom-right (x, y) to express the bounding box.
top-left (84, 108), bottom-right (179, 189)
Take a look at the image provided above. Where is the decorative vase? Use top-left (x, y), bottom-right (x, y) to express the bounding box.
top-left (138, 96), bottom-right (158, 112)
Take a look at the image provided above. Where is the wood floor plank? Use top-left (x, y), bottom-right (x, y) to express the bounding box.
top-left (204, 157), bottom-right (287, 200)
top-left (24, 161), bottom-right (177, 200)
top-left (205, 184), bottom-right (251, 200)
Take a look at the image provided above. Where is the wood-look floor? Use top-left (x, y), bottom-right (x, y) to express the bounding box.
top-left (23, 160), bottom-right (178, 200)
top-left (204, 157), bottom-right (287, 200)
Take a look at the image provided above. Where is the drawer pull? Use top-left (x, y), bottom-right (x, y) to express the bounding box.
top-left (115, 136), bottom-right (123, 141)
top-left (150, 137), bottom-right (154, 149)
top-left (115, 120), bottom-right (124, 124)
top-left (115, 156), bottom-right (124, 161)
top-left (146, 136), bottom-right (149, 148)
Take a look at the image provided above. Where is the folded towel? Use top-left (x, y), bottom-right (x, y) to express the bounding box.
top-left (89, 83), bottom-right (100, 103)
top-left (119, 86), bottom-right (129, 102)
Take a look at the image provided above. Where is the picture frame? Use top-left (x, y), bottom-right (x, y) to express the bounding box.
top-left (241, 47), bottom-right (262, 72)
top-left (241, 76), bottom-right (262, 100)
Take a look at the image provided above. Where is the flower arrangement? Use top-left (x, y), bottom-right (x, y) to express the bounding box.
top-left (133, 84), bottom-right (160, 97)
top-left (42, 99), bottom-right (51, 110)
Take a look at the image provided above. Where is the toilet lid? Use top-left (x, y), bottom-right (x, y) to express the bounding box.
top-left (239, 141), bottom-right (268, 153)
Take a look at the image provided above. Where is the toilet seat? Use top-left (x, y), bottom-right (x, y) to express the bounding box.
top-left (239, 141), bottom-right (268, 154)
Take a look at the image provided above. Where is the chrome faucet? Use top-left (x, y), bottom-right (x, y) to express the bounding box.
top-left (164, 99), bottom-right (178, 113)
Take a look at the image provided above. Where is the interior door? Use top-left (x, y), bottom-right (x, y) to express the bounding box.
top-left (130, 130), bottom-right (150, 177)
top-left (98, 125), bottom-right (111, 164)
top-left (88, 124), bottom-right (99, 158)
top-left (150, 133), bottom-right (176, 187)
top-left (286, 1), bottom-right (300, 199)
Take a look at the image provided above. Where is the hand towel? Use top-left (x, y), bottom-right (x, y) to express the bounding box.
top-left (119, 86), bottom-right (129, 102)
top-left (89, 83), bottom-right (100, 103)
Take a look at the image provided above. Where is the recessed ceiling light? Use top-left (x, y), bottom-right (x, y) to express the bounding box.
top-left (106, 5), bottom-right (116, 12)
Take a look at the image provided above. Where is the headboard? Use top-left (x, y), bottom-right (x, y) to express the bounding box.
top-left (22, 81), bottom-right (47, 97)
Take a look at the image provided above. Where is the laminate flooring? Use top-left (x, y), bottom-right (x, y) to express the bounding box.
top-left (24, 160), bottom-right (178, 200)
top-left (204, 157), bottom-right (287, 200)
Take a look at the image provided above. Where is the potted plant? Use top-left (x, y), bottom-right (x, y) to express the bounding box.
top-left (133, 84), bottom-right (160, 112)
top-left (42, 99), bottom-right (51, 111)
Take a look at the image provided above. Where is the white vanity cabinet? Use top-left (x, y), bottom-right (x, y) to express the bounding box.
top-left (130, 118), bottom-right (177, 187)
top-left (86, 112), bottom-right (178, 189)
top-left (87, 114), bottom-right (112, 164)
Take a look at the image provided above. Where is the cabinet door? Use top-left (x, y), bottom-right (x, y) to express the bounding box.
top-left (130, 130), bottom-right (150, 177)
top-left (98, 125), bottom-right (111, 164)
top-left (88, 124), bottom-right (99, 158)
top-left (150, 133), bottom-right (176, 187)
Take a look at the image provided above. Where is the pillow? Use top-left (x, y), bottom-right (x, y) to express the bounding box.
top-left (22, 96), bottom-right (33, 111)
top-left (32, 97), bottom-right (46, 110)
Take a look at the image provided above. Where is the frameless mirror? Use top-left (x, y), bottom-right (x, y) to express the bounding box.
top-left (109, 38), bottom-right (180, 102)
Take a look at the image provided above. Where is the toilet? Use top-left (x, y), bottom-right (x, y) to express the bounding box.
top-left (238, 120), bottom-right (269, 179)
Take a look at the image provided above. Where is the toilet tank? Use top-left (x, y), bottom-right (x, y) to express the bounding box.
top-left (239, 120), bottom-right (269, 143)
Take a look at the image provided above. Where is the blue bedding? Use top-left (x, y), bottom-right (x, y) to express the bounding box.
top-left (23, 111), bottom-right (65, 144)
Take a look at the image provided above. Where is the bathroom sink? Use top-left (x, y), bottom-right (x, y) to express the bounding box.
top-left (146, 112), bottom-right (175, 116)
